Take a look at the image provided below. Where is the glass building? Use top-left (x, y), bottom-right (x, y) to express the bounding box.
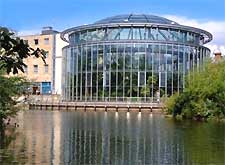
top-left (61, 14), bottom-right (212, 102)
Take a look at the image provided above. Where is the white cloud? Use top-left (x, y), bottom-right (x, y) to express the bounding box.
top-left (163, 15), bottom-right (225, 56)
top-left (18, 29), bottom-right (40, 36)
top-left (17, 15), bottom-right (225, 56)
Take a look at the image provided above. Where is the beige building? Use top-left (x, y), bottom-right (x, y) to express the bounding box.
top-left (19, 27), bottom-right (67, 95)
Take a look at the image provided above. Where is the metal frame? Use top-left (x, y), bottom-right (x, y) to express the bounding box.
top-left (61, 15), bottom-right (212, 102)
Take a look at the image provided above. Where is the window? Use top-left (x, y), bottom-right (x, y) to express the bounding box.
top-left (23, 65), bottom-right (28, 74)
top-left (34, 39), bottom-right (38, 45)
top-left (23, 40), bottom-right (28, 44)
top-left (44, 38), bottom-right (49, 44)
top-left (33, 65), bottom-right (38, 73)
top-left (45, 51), bottom-right (49, 58)
top-left (44, 64), bottom-right (48, 73)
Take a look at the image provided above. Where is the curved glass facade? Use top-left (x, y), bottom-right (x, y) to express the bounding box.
top-left (69, 27), bottom-right (202, 45)
top-left (62, 14), bottom-right (211, 102)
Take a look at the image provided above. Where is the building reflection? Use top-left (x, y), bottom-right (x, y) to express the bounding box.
top-left (1, 111), bottom-right (225, 164)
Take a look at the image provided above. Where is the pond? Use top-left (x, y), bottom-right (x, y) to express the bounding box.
top-left (0, 110), bottom-right (225, 164)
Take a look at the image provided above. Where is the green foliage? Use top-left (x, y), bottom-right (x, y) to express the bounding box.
top-left (166, 59), bottom-right (225, 120)
top-left (0, 27), bottom-right (46, 74)
top-left (140, 74), bottom-right (158, 97)
top-left (0, 27), bottom-right (45, 126)
top-left (0, 72), bottom-right (29, 125)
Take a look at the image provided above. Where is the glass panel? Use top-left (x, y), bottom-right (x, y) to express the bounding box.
top-left (187, 32), bottom-right (194, 43)
top-left (82, 46), bottom-right (86, 71)
top-left (179, 46), bottom-right (184, 88)
top-left (139, 45), bottom-right (145, 71)
top-left (125, 45), bottom-right (131, 69)
top-left (146, 45), bottom-right (153, 70)
top-left (132, 72), bottom-right (138, 87)
top-left (132, 45), bottom-right (139, 70)
top-left (105, 45), bottom-right (110, 70)
top-left (108, 28), bottom-right (120, 40)
top-left (111, 72), bottom-right (116, 86)
top-left (93, 45), bottom-right (97, 70)
top-left (153, 45), bottom-right (159, 72)
top-left (138, 72), bottom-right (145, 87)
top-left (98, 45), bottom-right (103, 70)
top-left (98, 72), bottom-right (103, 100)
top-left (111, 87), bottom-right (116, 100)
top-left (118, 45), bottom-right (124, 71)
top-left (140, 28), bottom-right (146, 40)
top-left (173, 45), bottom-right (178, 93)
top-left (111, 45), bottom-right (117, 70)
top-left (87, 46), bottom-right (92, 71)
top-left (80, 31), bottom-right (87, 42)
top-left (158, 29), bottom-right (168, 41)
top-left (103, 71), bottom-right (110, 87)
top-left (133, 28), bottom-right (141, 40)
top-left (120, 28), bottom-right (131, 40)
top-left (98, 29), bottom-right (105, 40)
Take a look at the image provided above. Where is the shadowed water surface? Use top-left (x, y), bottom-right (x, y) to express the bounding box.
top-left (0, 110), bottom-right (225, 164)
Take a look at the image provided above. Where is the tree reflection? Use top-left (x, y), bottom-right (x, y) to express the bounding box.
top-left (0, 127), bottom-right (28, 164)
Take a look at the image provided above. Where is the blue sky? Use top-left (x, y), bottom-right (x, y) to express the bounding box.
top-left (0, 0), bottom-right (225, 53)
top-left (0, 0), bottom-right (225, 32)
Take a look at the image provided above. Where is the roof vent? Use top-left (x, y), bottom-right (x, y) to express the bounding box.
top-left (41, 26), bottom-right (58, 35)
top-left (42, 26), bottom-right (53, 30)
top-left (214, 52), bottom-right (222, 62)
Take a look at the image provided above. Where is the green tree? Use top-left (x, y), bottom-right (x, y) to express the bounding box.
top-left (166, 59), bottom-right (225, 120)
top-left (140, 74), bottom-right (158, 97)
top-left (0, 27), bottom-right (45, 74)
top-left (0, 27), bottom-right (45, 127)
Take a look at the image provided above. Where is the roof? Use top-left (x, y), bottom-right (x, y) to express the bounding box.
top-left (94, 14), bottom-right (179, 25)
top-left (61, 14), bottom-right (212, 44)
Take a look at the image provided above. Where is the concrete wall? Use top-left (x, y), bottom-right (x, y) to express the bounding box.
top-left (20, 34), bottom-right (54, 82)
top-left (54, 33), bottom-right (68, 94)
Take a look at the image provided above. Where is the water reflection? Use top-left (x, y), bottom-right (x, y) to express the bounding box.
top-left (0, 111), bottom-right (225, 164)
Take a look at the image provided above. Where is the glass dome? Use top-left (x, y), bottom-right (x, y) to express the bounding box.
top-left (61, 14), bottom-right (212, 102)
top-left (94, 14), bottom-right (179, 25)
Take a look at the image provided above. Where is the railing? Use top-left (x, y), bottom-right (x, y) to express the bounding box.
top-left (28, 94), bottom-right (165, 112)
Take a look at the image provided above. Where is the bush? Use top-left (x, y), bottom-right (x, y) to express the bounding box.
top-left (0, 72), bottom-right (28, 126)
top-left (166, 59), bottom-right (225, 120)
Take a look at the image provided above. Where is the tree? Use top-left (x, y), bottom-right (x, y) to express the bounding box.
top-left (0, 27), bottom-right (46, 74)
top-left (0, 27), bottom-right (46, 127)
top-left (166, 59), bottom-right (225, 120)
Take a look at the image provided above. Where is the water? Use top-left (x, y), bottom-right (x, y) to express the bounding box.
top-left (0, 110), bottom-right (225, 164)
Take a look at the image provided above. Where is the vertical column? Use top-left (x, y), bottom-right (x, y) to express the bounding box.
top-left (123, 44), bottom-right (125, 101)
top-left (67, 48), bottom-right (71, 100)
top-left (158, 44), bottom-right (161, 99)
top-left (130, 44), bottom-right (133, 99)
top-left (76, 46), bottom-right (79, 101)
top-left (96, 44), bottom-right (99, 101)
top-left (171, 45), bottom-right (174, 95)
top-left (85, 45), bottom-right (88, 101)
top-left (62, 48), bottom-right (66, 100)
top-left (183, 46), bottom-right (185, 89)
top-left (144, 43), bottom-right (147, 102)
top-left (116, 45), bottom-right (118, 101)
top-left (102, 44), bottom-right (105, 101)
top-left (165, 44), bottom-right (168, 97)
top-left (80, 45), bottom-right (83, 101)
top-left (71, 48), bottom-right (75, 100)
top-left (188, 46), bottom-right (191, 85)
top-left (137, 44), bottom-right (140, 101)
top-left (91, 45), bottom-right (93, 101)
top-left (151, 45), bottom-right (154, 102)
top-left (177, 45), bottom-right (180, 94)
